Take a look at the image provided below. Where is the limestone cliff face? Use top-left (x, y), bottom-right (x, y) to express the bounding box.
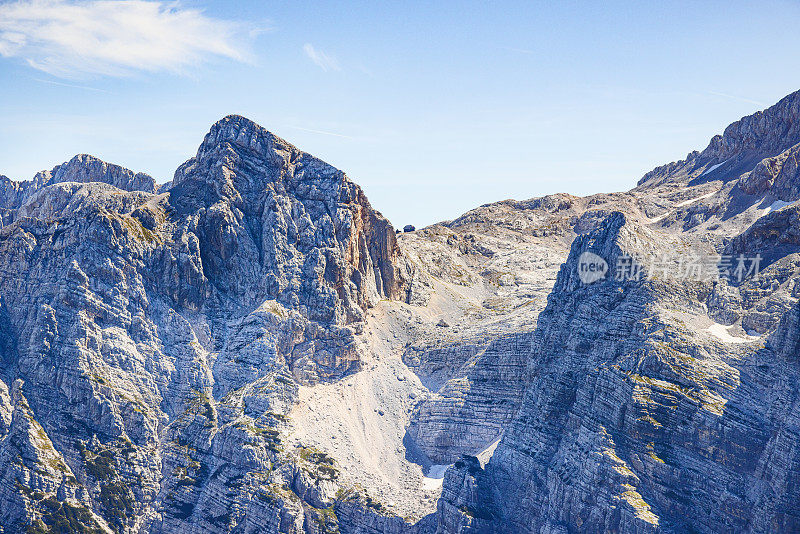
top-left (436, 211), bottom-right (800, 533)
top-left (2, 90), bottom-right (800, 534)
top-left (0, 116), bottom-right (405, 533)
top-left (167, 115), bottom-right (402, 318)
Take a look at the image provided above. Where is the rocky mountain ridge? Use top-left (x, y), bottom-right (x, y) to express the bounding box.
top-left (0, 115), bottom-right (410, 534)
top-left (0, 91), bottom-right (799, 533)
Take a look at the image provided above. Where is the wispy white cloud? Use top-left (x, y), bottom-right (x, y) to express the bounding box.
top-left (0, 0), bottom-right (260, 78)
top-left (33, 77), bottom-right (111, 93)
top-left (708, 91), bottom-right (766, 107)
top-left (303, 43), bottom-right (340, 72)
top-left (289, 125), bottom-right (353, 139)
top-left (502, 46), bottom-right (537, 55)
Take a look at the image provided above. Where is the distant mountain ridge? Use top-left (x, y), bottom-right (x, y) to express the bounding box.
top-left (638, 89), bottom-right (800, 190)
top-left (0, 153), bottom-right (156, 209)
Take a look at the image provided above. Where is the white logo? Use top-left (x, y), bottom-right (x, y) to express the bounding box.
top-left (577, 252), bottom-right (608, 284)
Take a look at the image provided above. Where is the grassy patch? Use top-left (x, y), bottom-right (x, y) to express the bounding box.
top-left (299, 447), bottom-right (339, 481)
top-left (78, 442), bottom-right (115, 481)
top-left (100, 481), bottom-right (135, 531)
top-left (26, 497), bottom-right (104, 534)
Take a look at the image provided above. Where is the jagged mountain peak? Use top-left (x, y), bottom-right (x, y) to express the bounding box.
top-left (45, 153), bottom-right (157, 193)
top-left (164, 114), bottom-right (404, 325)
top-left (169, 114), bottom-right (347, 212)
top-left (0, 153), bottom-right (156, 213)
top-left (197, 114), bottom-right (299, 160)
top-left (637, 88), bottom-right (800, 189)
top-left (163, 116), bottom-right (406, 321)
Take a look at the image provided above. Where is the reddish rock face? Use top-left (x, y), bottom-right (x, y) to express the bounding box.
top-left (168, 114), bottom-right (404, 322)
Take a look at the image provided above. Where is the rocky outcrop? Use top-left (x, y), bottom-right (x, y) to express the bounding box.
top-left (2, 87), bottom-right (800, 534)
top-left (0, 116), bottom-right (407, 533)
top-left (436, 211), bottom-right (800, 533)
top-left (0, 154), bottom-right (156, 213)
top-left (739, 142), bottom-right (800, 200)
top-left (638, 90), bottom-right (800, 188)
top-left (704, 90), bottom-right (800, 163)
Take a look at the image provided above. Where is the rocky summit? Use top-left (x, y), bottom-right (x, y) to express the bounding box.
top-left (1, 90), bottom-right (800, 534)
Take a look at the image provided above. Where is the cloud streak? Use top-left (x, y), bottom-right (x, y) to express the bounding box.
top-left (289, 125), bottom-right (353, 139)
top-left (0, 0), bottom-right (257, 78)
top-left (33, 77), bottom-right (111, 93)
top-left (708, 91), bottom-right (766, 107)
top-left (303, 43), bottom-right (340, 72)
top-left (502, 46), bottom-right (537, 55)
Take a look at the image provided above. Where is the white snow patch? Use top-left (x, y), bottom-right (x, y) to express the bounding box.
top-left (701, 160), bottom-right (727, 176)
top-left (646, 189), bottom-right (720, 224)
top-left (422, 464), bottom-right (451, 491)
top-left (764, 199), bottom-right (794, 214)
top-left (477, 436), bottom-right (502, 467)
top-left (674, 190), bottom-right (717, 207)
top-left (706, 323), bottom-right (760, 344)
top-left (644, 212), bottom-right (669, 224)
top-left (755, 199), bottom-right (798, 222)
top-left (427, 464), bottom-right (450, 478)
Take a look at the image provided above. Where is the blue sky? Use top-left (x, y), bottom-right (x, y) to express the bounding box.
top-left (1, 0), bottom-right (800, 227)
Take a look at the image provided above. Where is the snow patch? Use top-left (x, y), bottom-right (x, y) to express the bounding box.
top-left (764, 199), bottom-right (794, 214)
top-left (701, 160), bottom-right (727, 176)
top-left (674, 190), bottom-right (717, 208)
top-left (422, 464), bottom-right (451, 491)
top-left (755, 199), bottom-right (798, 222)
top-left (477, 436), bottom-right (502, 467)
top-left (644, 189), bottom-right (720, 224)
top-left (706, 323), bottom-right (759, 344)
